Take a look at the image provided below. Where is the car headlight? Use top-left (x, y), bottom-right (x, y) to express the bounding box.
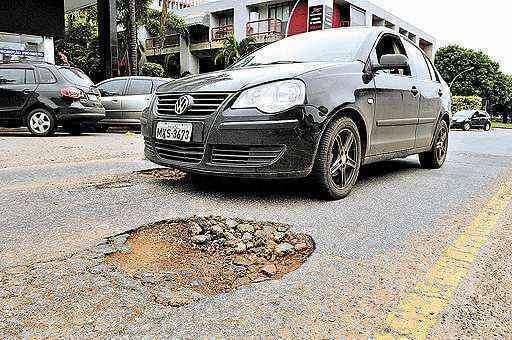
top-left (232, 80), bottom-right (306, 113)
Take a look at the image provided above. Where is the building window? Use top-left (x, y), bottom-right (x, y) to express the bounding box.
top-left (217, 11), bottom-right (234, 27)
top-left (268, 2), bottom-right (293, 25)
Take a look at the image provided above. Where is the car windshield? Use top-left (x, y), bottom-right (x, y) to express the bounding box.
top-left (58, 67), bottom-right (94, 87)
top-left (453, 110), bottom-right (475, 118)
top-left (231, 29), bottom-right (369, 68)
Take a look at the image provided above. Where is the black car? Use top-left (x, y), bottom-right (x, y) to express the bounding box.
top-left (142, 27), bottom-right (451, 200)
top-left (451, 110), bottom-right (492, 131)
top-left (0, 62), bottom-right (105, 136)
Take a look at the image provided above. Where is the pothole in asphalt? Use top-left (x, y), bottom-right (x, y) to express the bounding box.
top-left (138, 168), bottom-right (187, 181)
top-left (103, 216), bottom-right (315, 306)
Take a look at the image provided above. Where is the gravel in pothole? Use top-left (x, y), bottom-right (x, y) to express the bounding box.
top-left (0, 217), bottom-right (314, 337)
top-left (138, 168), bottom-right (187, 181)
top-left (105, 216), bottom-right (315, 305)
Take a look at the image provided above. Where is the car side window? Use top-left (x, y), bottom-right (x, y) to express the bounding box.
top-left (126, 79), bottom-right (153, 96)
top-left (371, 34), bottom-right (411, 76)
top-left (25, 70), bottom-right (36, 84)
top-left (404, 41), bottom-right (432, 81)
top-left (97, 79), bottom-right (128, 96)
top-left (424, 55), bottom-right (440, 82)
top-left (0, 68), bottom-right (25, 85)
top-left (37, 67), bottom-right (57, 84)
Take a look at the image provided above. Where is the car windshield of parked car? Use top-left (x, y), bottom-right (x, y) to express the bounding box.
top-left (453, 110), bottom-right (474, 119)
top-left (231, 30), bottom-right (368, 68)
top-left (58, 67), bottom-right (94, 87)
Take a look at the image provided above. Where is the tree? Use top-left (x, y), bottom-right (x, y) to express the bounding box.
top-left (146, 9), bottom-right (189, 50)
top-left (55, 7), bottom-right (102, 82)
top-left (140, 62), bottom-right (164, 77)
top-left (435, 45), bottom-right (512, 113)
top-left (117, 0), bottom-right (152, 75)
top-left (214, 35), bottom-right (256, 68)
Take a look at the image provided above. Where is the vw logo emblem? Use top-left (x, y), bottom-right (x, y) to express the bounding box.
top-left (174, 95), bottom-right (194, 115)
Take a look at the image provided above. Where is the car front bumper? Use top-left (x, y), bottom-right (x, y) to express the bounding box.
top-left (142, 106), bottom-right (322, 179)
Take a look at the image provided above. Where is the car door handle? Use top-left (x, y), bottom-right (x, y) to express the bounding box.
top-left (111, 98), bottom-right (118, 103)
top-left (411, 86), bottom-right (419, 96)
top-left (22, 89), bottom-right (32, 94)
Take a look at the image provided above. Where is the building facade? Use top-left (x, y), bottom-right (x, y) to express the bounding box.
top-left (145, 0), bottom-right (436, 75)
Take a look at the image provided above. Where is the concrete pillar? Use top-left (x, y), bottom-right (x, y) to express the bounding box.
top-left (234, 4), bottom-right (249, 40)
top-left (97, 0), bottom-right (119, 80)
top-left (179, 36), bottom-right (200, 75)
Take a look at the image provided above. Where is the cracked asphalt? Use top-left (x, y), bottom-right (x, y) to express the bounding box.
top-left (1, 128), bottom-right (512, 338)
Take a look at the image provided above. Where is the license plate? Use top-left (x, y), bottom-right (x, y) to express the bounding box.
top-left (156, 122), bottom-right (193, 142)
top-left (87, 94), bottom-right (99, 101)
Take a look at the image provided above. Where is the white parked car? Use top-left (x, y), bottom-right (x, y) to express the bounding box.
top-left (96, 76), bottom-right (170, 127)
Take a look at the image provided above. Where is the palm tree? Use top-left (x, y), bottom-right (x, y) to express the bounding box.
top-left (215, 35), bottom-right (256, 68)
top-left (118, 0), bottom-right (152, 75)
top-left (127, 0), bottom-right (137, 75)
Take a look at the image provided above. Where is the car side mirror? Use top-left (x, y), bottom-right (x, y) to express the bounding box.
top-left (373, 54), bottom-right (409, 71)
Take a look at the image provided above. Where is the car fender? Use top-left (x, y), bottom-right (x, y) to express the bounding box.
top-left (22, 96), bottom-right (59, 121)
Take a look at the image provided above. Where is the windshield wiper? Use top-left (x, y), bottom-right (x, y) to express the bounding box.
top-left (246, 60), bottom-right (304, 67)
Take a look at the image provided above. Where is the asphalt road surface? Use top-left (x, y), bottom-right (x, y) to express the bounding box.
top-left (1, 128), bottom-right (512, 338)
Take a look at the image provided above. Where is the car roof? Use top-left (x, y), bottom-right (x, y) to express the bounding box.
top-left (0, 61), bottom-right (57, 69)
top-left (96, 76), bottom-right (171, 85)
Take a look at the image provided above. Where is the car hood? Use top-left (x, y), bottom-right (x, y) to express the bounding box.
top-left (157, 62), bottom-right (338, 93)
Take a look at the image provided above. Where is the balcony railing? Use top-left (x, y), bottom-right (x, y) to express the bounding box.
top-left (246, 18), bottom-right (284, 37)
top-left (145, 34), bottom-right (181, 50)
top-left (211, 24), bottom-right (234, 41)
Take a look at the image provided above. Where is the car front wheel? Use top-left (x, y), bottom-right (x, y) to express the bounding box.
top-left (484, 122), bottom-right (491, 131)
top-left (27, 109), bottom-right (56, 137)
top-left (312, 116), bottom-right (362, 200)
top-left (462, 122), bottom-right (471, 131)
top-left (419, 120), bottom-right (449, 169)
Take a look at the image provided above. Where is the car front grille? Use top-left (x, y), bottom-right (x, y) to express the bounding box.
top-left (211, 145), bottom-right (285, 167)
top-left (154, 140), bottom-right (205, 164)
top-left (156, 92), bottom-right (232, 116)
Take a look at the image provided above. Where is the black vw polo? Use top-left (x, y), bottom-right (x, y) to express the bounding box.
top-left (142, 27), bottom-right (451, 200)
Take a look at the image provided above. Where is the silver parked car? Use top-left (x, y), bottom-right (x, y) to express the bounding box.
top-left (96, 76), bottom-right (170, 127)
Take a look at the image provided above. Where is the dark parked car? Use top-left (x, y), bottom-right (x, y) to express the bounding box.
top-left (96, 76), bottom-right (170, 128)
top-left (451, 110), bottom-right (492, 131)
top-left (0, 62), bottom-right (105, 136)
top-left (142, 27), bottom-right (451, 200)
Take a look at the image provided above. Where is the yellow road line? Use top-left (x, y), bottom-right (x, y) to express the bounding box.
top-left (377, 181), bottom-right (512, 339)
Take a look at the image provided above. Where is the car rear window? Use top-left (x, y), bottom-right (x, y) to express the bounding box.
top-left (58, 67), bottom-right (93, 87)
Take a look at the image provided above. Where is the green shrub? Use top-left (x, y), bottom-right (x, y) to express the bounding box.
top-left (140, 62), bottom-right (164, 77)
top-left (452, 96), bottom-right (483, 113)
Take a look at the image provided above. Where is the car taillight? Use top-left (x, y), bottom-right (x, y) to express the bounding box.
top-left (61, 87), bottom-right (85, 100)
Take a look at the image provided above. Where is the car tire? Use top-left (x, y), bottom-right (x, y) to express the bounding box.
top-left (419, 120), bottom-right (449, 169)
top-left (26, 109), bottom-right (56, 137)
top-left (484, 122), bottom-right (491, 131)
top-left (462, 122), bottom-right (471, 131)
top-left (312, 116), bottom-right (362, 200)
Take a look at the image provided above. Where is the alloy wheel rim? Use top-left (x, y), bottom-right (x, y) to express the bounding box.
top-left (436, 126), bottom-right (448, 161)
top-left (30, 112), bottom-right (51, 134)
top-left (330, 128), bottom-right (358, 190)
